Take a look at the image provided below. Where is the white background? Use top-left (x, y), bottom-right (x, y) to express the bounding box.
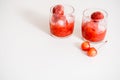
top-left (0, 0), bottom-right (120, 80)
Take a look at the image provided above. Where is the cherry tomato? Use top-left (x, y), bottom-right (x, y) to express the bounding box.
top-left (81, 41), bottom-right (90, 51)
top-left (52, 4), bottom-right (64, 15)
top-left (91, 11), bottom-right (104, 21)
top-left (87, 47), bottom-right (97, 57)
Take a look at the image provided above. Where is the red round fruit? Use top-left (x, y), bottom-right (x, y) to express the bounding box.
top-left (87, 47), bottom-right (97, 57)
top-left (81, 41), bottom-right (90, 51)
top-left (91, 11), bottom-right (104, 21)
top-left (52, 4), bottom-right (64, 15)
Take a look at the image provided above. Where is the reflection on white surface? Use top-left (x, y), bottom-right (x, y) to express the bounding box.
top-left (0, 0), bottom-right (120, 80)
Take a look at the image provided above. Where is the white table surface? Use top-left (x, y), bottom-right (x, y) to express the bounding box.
top-left (0, 0), bottom-right (120, 80)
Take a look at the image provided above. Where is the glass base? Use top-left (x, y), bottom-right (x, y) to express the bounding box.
top-left (81, 36), bottom-right (108, 49)
top-left (50, 33), bottom-right (73, 39)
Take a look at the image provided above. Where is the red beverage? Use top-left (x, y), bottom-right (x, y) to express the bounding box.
top-left (50, 15), bottom-right (74, 37)
top-left (82, 21), bottom-right (106, 42)
top-left (50, 22), bottom-right (74, 37)
top-left (50, 4), bottom-right (75, 37)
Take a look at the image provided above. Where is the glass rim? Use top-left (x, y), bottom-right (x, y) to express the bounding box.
top-left (50, 4), bottom-right (75, 15)
top-left (83, 8), bottom-right (108, 18)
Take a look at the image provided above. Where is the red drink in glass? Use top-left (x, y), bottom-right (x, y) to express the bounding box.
top-left (50, 4), bottom-right (75, 37)
top-left (81, 8), bottom-right (108, 42)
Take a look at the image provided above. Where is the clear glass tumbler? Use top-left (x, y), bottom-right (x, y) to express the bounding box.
top-left (49, 4), bottom-right (75, 37)
top-left (81, 8), bottom-right (108, 42)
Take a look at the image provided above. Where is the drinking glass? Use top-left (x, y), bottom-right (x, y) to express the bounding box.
top-left (49, 4), bottom-right (75, 37)
top-left (81, 8), bottom-right (108, 42)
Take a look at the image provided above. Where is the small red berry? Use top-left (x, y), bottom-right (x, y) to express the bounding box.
top-left (91, 11), bottom-right (104, 21)
top-left (87, 47), bottom-right (97, 57)
top-left (52, 4), bottom-right (64, 15)
top-left (81, 41), bottom-right (90, 51)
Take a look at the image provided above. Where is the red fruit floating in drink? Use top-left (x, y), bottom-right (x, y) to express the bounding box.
top-left (52, 4), bottom-right (64, 15)
top-left (91, 11), bottom-right (104, 21)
